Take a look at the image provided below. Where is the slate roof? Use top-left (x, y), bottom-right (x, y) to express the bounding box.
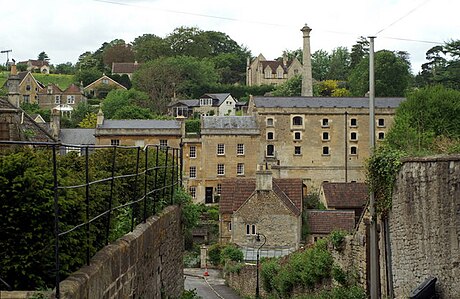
top-left (322, 182), bottom-right (368, 209)
top-left (112, 62), bottom-right (141, 74)
top-left (202, 116), bottom-right (258, 130)
top-left (253, 96), bottom-right (405, 109)
top-left (260, 60), bottom-right (293, 74)
top-left (200, 93), bottom-right (231, 106)
top-left (220, 178), bottom-right (303, 216)
top-left (306, 210), bottom-right (355, 234)
top-left (99, 119), bottom-right (181, 130)
top-left (168, 99), bottom-right (200, 108)
top-left (60, 129), bottom-right (96, 145)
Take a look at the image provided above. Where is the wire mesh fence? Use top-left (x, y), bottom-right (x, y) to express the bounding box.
top-left (0, 141), bottom-right (182, 297)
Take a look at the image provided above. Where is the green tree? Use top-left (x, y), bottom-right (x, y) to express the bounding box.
top-left (350, 37), bottom-right (369, 69)
top-left (102, 89), bottom-right (151, 118)
top-left (315, 80), bottom-right (350, 97)
top-left (75, 68), bottom-right (102, 87)
top-left (327, 47), bottom-right (351, 80)
top-left (348, 50), bottom-right (412, 97)
top-left (37, 51), bottom-right (50, 62)
top-left (281, 48), bottom-right (303, 63)
top-left (55, 62), bottom-right (76, 74)
top-left (112, 105), bottom-right (154, 119)
top-left (132, 33), bottom-right (172, 62)
top-left (271, 75), bottom-right (302, 96)
top-left (312, 49), bottom-right (330, 81)
top-left (78, 112), bottom-right (97, 128)
top-left (103, 42), bottom-right (135, 68)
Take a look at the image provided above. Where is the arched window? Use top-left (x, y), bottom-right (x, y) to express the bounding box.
top-left (293, 116), bottom-right (303, 126)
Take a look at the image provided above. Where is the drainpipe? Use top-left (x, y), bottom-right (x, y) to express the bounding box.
top-left (384, 216), bottom-right (394, 298)
top-left (344, 111), bottom-right (348, 182)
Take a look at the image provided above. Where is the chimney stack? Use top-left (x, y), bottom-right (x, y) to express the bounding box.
top-left (50, 108), bottom-right (61, 139)
top-left (301, 24), bottom-right (313, 97)
top-left (256, 164), bottom-right (273, 191)
top-left (7, 62), bottom-right (21, 107)
top-left (96, 108), bottom-right (104, 127)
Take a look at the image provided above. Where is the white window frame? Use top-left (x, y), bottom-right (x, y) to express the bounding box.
top-left (67, 95), bottom-right (75, 104)
top-left (377, 118), bottom-right (385, 127)
top-left (267, 131), bottom-right (274, 140)
top-left (217, 143), bottom-right (225, 155)
top-left (237, 144), bottom-right (244, 155)
top-left (54, 95), bottom-right (61, 104)
top-left (322, 131), bottom-right (330, 141)
top-left (294, 146), bottom-right (302, 155)
top-left (292, 116), bottom-right (303, 126)
top-left (322, 118), bottom-right (330, 127)
top-left (237, 163), bottom-right (244, 175)
top-left (189, 146), bottom-right (196, 158)
top-left (189, 186), bottom-right (196, 199)
top-left (216, 183), bottom-right (222, 195)
top-left (350, 132), bottom-right (358, 141)
top-left (266, 144), bottom-right (275, 157)
top-left (217, 164), bottom-right (225, 176)
top-left (246, 224), bottom-right (257, 235)
top-left (322, 146), bottom-right (330, 156)
top-left (111, 139), bottom-right (120, 146)
top-left (159, 139), bottom-right (168, 148)
top-left (350, 146), bottom-right (358, 155)
top-left (266, 118), bottom-right (274, 127)
top-left (294, 131), bottom-right (302, 140)
top-left (350, 118), bottom-right (358, 127)
top-left (378, 132), bottom-right (385, 140)
top-left (189, 166), bottom-right (197, 179)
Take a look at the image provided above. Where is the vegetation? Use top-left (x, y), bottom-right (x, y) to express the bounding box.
top-left (260, 238), bottom-right (364, 298)
top-left (0, 146), bottom-right (182, 290)
top-left (33, 73), bottom-right (75, 90)
top-left (207, 243), bottom-right (243, 267)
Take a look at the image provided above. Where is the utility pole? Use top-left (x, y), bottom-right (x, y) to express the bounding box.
top-left (1, 49), bottom-right (13, 68)
top-left (368, 36), bottom-right (379, 299)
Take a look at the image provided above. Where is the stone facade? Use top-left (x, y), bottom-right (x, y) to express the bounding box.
top-left (389, 156), bottom-right (460, 298)
top-left (249, 96), bottom-right (401, 190)
top-left (56, 205), bottom-right (184, 299)
top-left (246, 54), bottom-right (303, 87)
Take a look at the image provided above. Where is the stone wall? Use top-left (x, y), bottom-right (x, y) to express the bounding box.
top-left (390, 156), bottom-right (460, 298)
top-left (225, 264), bottom-right (266, 298)
top-left (57, 205), bottom-right (184, 299)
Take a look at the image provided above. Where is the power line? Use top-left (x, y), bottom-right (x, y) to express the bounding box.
top-left (375, 0), bottom-right (433, 35)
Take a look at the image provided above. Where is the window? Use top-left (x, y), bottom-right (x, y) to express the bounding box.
top-left (378, 118), bottom-right (385, 127)
top-left (67, 95), bottom-right (75, 104)
top-left (322, 146), bottom-right (330, 155)
top-left (292, 116), bottom-right (303, 126)
top-left (264, 69), bottom-right (271, 78)
top-left (266, 118), bottom-right (274, 126)
top-left (189, 187), bottom-right (196, 199)
top-left (267, 132), bottom-right (274, 140)
top-left (26, 85), bottom-right (31, 91)
top-left (277, 69), bottom-right (283, 78)
top-left (322, 118), bottom-right (329, 127)
top-left (216, 183), bottom-right (222, 195)
top-left (54, 95), bottom-right (61, 104)
top-left (217, 144), bottom-right (225, 155)
top-left (111, 139), bottom-right (120, 146)
top-left (246, 224), bottom-right (256, 235)
top-left (189, 146), bottom-right (196, 158)
top-left (266, 144), bottom-right (275, 157)
top-left (217, 164), bottom-right (225, 176)
top-left (378, 132), bottom-right (385, 140)
top-left (0, 123), bottom-right (10, 140)
top-left (237, 163), bottom-right (244, 175)
top-left (189, 166), bottom-right (197, 178)
top-left (350, 132), bottom-right (358, 141)
top-left (23, 95), bottom-right (30, 104)
top-left (350, 146), bottom-right (358, 155)
top-left (350, 118), bottom-right (357, 127)
top-left (237, 144), bottom-right (244, 155)
top-left (294, 146), bottom-right (302, 155)
top-left (322, 132), bottom-right (329, 141)
top-left (160, 139), bottom-right (168, 148)
top-left (102, 78), bottom-right (109, 84)
top-left (228, 222), bottom-right (232, 231)
top-left (294, 131), bottom-right (301, 140)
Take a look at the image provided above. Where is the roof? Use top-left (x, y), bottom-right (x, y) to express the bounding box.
top-left (306, 210), bottom-right (355, 234)
top-left (322, 182), bottom-right (368, 209)
top-left (200, 93), bottom-right (232, 106)
top-left (19, 59), bottom-right (49, 67)
top-left (84, 75), bottom-right (127, 90)
top-left (202, 116), bottom-right (258, 130)
top-left (40, 83), bottom-right (63, 94)
top-left (220, 178), bottom-right (303, 216)
top-left (63, 83), bottom-right (81, 94)
top-left (112, 62), bottom-right (141, 74)
top-left (60, 129), bottom-right (96, 145)
top-left (168, 99), bottom-right (200, 108)
top-left (260, 60), bottom-right (294, 74)
top-left (99, 119), bottom-right (181, 130)
top-left (253, 96), bottom-right (405, 109)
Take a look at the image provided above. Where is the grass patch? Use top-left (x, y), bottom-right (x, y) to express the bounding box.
top-left (34, 73), bottom-right (76, 89)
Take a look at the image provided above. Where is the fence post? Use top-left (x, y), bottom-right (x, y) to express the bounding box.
top-left (162, 147), bottom-right (169, 201)
top-left (153, 146), bottom-right (160, 215)
top-left (85, 146), bottom-right (90, 265)
top-left (106, 146), bottom-right (117, 245)
top-left (132, 147), bottom-right (141, 231)
top-left (52, 144), bottom-right (60, 299)
top-left (170, 148), bottom-right (175, 205)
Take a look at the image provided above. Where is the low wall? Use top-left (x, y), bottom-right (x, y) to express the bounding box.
top-left (57, 205), bottom-right (184, 299)
top-left (390, 156), bottom-right (460, 298)
top-left (225, 264), bottom-right (265, 298)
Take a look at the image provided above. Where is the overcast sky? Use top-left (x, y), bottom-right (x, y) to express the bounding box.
top-left (2, 0), bottom-right (458, 74)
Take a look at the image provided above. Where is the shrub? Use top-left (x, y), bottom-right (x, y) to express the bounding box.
top-left (221, 244), bottom-right (244, 264)
top-left (331, 264), bottom-right (347, 286)
top-left (261, 258), bottom-right (281, 293)
top-left (329, 230), bottom-right (348, 251)
top-left (207, 243), bottom-right (224, 266)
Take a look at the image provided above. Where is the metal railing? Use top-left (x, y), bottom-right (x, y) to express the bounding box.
top-left (0, 141), bottom-right (183, 297)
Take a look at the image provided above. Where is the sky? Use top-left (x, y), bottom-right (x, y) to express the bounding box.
top-left (2, 0), bottom-right (458, 74)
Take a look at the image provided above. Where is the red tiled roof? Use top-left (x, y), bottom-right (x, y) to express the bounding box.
top-left (219, 178), bottom-right (303, 215)
top-left (39, 83), bottom-right (62, 94)
top-left (63, 83), bottom-right (81, 94)
top-left (307, 210), bottom-right (355, 234)
top-left (322, 182), bottom-right (368, 209)
top-left (112, 62), bottom-right (141, 74)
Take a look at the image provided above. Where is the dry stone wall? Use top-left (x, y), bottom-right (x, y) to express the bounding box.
top-left (390, 156), bottom-right (460, 298)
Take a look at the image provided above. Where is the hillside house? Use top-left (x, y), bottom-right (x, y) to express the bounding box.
top-left (169, 93), bottom-right (238, 118)
top-left (111, 62), bottom-right (141, 79)
top-left (83, 75), bottom-right (127, 99)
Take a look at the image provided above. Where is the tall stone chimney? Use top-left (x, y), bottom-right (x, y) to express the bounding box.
top-left (256, 164), bottom-right (273, 191)
top-left (96, 108), bottom-right (104, 127)
top-left (50, 108), bottom-right (61, 139)
top-left (301, 24), bottom-right (313, 97)
top-left (7, 63), bottom-right (21, 107)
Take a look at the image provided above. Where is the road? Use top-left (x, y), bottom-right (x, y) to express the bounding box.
top-left (184, 268), bottom-right (242, 299)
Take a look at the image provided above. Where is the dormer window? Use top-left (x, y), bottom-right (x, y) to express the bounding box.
top-left (264, 68), bottom-right (272, 79)
top-left (277, 68), bottom-right (283, 79)
top-left (199, 98), bottom-right (212, 106)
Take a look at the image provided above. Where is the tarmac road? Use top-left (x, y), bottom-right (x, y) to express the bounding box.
top-left (184, 268), bottom-right (242, 299)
